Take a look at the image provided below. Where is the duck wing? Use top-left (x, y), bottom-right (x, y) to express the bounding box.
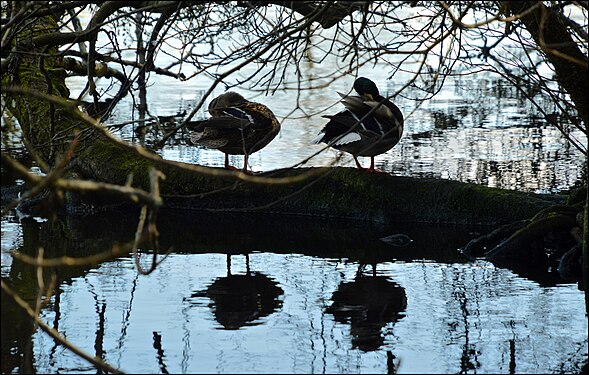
top-left (363, 100), bottom-right (396, 122)
top-left (338, 93), bottom-right (393, 118)
top-left (205, 103), bottom-right (277, 129)
top-left (187, 104), bottom-right (265, 133)
top-left (189, 116), bottom-right (250, 130)
top-left (313, 111), bottom-right (376, 146)
top-left (338, 94), bottom-right (371, 114)
top-left (186, 112), bottom-right (249, 149)
top-left (234, 102), bottom-right (279, 130)
top-left (337, 93), bottom-right (398, 130)
top-left (327, 109), bottom-right (390, 137)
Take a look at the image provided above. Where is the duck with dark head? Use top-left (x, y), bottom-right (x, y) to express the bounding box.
top-left (313, 77), bottom-right (404, 173)
top-left (187, 92), bottom-right (280, 173)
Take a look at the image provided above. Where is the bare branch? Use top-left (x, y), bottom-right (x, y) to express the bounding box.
top-left (1, 280), bottom-right (125, 374)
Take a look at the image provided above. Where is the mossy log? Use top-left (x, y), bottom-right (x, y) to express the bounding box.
top-left (1, 10), bottom-right (74, 165)
top-left (68, 140), bottom-right (565, 226)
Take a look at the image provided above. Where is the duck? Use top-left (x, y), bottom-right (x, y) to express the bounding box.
top-left (186, 92), bottom-right (280, 172)
top-left (312, 77), bottom-right (404, 172)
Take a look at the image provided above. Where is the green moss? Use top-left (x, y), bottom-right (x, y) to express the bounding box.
top-left (2, 12), bottom-right (73, 165)
top-left (82, 141), bottom-right (154, 189)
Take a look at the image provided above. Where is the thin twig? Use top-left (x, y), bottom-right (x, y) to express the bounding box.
top-left (1, 280), bottom-right (125, 374)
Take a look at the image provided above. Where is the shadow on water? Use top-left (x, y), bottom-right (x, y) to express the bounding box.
top-left (1, 291), bottom-right (36, 374)
top-left (54, 208), bottom-right (576, 286)
top-left (185, 254), bottom-right (284, 330)
top-left (326, 267), bottom-right (407, 352)
top-left (1, 207), bottom-right (583, 373)
top-left (58, 208), bottom-right (475, 263)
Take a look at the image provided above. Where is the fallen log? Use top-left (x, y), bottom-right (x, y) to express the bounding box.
top-left (68, 141), bottom-right (564, 226)
top-left (160, 167), bottom-right (564, 225)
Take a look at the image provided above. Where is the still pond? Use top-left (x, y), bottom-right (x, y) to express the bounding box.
top-left (1, 71), bottom-right (588, 374)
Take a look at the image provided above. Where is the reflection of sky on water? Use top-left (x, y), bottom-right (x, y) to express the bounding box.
top-left (30, 254), bottom-right (587, 374)
top-left (0, 214), bottom-right (21, 277)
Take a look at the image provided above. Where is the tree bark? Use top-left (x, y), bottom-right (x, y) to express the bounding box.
top-left (69, 142), bottom-right (564, 225)
top-left (2, 8), bottom-right (79, 166)
top-left (504, 1), bottom-right (589, 126)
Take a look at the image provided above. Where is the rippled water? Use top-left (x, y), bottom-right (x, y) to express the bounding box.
top-left (2, 212), bottom-right (587, 374)
top-left (81, 71), bottom-right (586, 194)
top-left (29, 256), bottom-right (587, 374)
top-left (2, 30), bottom-right (588, 375)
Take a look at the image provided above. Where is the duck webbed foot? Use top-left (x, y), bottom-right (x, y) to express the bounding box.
top-left (355, 156), bottom-right (387, 173)
top-left (223, 154), bottom-right (257, 175)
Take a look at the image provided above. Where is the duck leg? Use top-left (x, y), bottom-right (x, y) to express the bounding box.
top-left (354, 155), bottom-right (381, 173)
top-left (242, 153), bottom-right (250, 173)
top-left (224, 154), bottom-right (238, 170)
top-left (367, 157), bottom-right (386, 173)
top-left (368, 156), bottom-right (376, 172)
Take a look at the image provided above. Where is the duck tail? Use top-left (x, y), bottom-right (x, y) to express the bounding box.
top-left (311, 133), bottom-right (325, 144)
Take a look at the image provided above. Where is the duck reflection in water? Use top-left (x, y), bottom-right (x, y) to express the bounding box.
top-left (186, 254), bottom-right (283, 330)
top-left (326, 263), bottom-right (407, 352)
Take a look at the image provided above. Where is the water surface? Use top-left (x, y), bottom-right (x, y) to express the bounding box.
top-left (1, 208), bottom-right (587, 374)
top-left (1, 33), bottom-right (588, 375)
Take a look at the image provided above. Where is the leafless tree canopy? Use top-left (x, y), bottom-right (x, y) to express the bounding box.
top-left (1, 2), bottom-right (588, 372)
top-left (2, 1), bottom-right (587, 153)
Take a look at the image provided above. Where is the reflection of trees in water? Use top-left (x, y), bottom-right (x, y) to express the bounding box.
top-left (325, 264), bottom-right (406, 353)
top-left (388, 121), bottom-right (580, 192)
top-left (381, 78), bottom-right (585, 192)
top-left (186, 254), bottom-right (284, 330)
top-left (1, 290), bottom-right (36, 374)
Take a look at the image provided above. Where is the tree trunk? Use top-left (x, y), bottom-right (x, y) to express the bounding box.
top-left (2, 8), bottom-right (75, 166)
top-left (504, 1), bottom-right (589, 125)
top-left (503, 0), bottom-right (588, 312)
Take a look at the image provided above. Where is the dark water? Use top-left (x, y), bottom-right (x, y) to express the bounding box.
top-left (1, 208), bottom-right (587, 374)
top-left (1, 52), bottom-right (588, 374)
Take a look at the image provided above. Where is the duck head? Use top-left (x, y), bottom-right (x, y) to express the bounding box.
top-left (208, 92), bottom-right (248, 114)
top-left (354, 77), bottom-right (380, 101)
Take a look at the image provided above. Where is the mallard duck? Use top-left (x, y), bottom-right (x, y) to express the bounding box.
top-left (312, 77), bottom-right (404, 172)
top-left (187, 92), bottom-right (280, 172)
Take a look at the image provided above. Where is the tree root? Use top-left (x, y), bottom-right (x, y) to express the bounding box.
top-left (484, 213), bottom-right (577, 268)
top-left (468, 202), bottom-right (585, 285)
top-left (461, 220), bottom-right (528, 258)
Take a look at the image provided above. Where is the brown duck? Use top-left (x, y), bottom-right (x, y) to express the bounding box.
top-left (187, 92), bottom-right (280, 172)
